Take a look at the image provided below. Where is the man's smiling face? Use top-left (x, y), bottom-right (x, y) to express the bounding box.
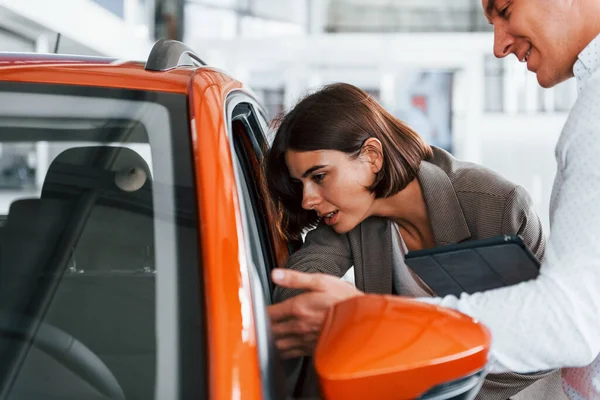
top-left (482, 0), bottom-right (579, 88)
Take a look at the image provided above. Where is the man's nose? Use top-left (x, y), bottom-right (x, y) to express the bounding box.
top-left (301, 185), bottom-right (320, 211)
top-left (493, 23), bottom-right (515, 58)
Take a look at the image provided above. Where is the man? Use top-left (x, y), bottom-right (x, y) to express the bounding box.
top-left (269, 0), bottom-right (600, 398)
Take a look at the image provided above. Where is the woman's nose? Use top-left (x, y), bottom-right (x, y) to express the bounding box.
top-left (301, 185), bottom-right (320, 211)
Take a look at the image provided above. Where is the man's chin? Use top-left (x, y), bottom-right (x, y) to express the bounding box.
top-left (536, 70), bottom-right (570, 89)
top-left (537, 75), bottom-right (555, 89)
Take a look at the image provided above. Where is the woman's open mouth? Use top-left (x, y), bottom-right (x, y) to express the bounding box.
top-left (323, 210), bottom-right (339, 226)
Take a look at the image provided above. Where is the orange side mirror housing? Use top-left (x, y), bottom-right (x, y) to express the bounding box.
top-left (314, 295), bottom-right (491, 400)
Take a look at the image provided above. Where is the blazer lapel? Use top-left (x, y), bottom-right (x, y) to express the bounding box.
top-left (350, 217), bottom-right (393, 294)
top-left (418, 160), bottom-right (471, 245)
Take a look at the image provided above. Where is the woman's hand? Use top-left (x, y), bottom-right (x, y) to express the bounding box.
top-left (267, 269), bottom-right (363, 359)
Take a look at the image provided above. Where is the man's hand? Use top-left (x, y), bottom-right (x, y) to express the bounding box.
top-left (268, 269), bottom-right (363, 359)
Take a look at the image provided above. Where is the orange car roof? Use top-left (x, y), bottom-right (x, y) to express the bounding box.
top-left (0, 52), bottom-right (234, 94)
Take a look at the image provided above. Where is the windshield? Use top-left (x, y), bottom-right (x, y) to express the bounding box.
top-left (0, 82), bottom-right (205, 400)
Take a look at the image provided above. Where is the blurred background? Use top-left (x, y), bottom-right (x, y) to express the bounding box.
top-left (0, 0), bottom-right (578, 232)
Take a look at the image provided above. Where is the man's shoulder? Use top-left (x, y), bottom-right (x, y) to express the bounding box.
top-left (572, 71), bottom-right (600, 115)
top-left (559, 73), bottom-right (600, 157)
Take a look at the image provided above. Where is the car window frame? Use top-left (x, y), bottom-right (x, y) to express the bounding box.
top-left (225, 91), bottom-right (287, 400)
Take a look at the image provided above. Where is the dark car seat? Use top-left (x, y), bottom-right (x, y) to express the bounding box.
top-left (0, 146), bottom-right (156, 400)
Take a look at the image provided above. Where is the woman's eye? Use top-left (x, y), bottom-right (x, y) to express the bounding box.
top-left (312, 173), bottom-right (326, 183)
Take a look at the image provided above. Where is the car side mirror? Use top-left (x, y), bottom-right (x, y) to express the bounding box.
top-left (314, 295), bottom-right (490, 400)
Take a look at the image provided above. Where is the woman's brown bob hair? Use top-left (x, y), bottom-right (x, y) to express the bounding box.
top-left (264, 82), bottom-right (432, 240)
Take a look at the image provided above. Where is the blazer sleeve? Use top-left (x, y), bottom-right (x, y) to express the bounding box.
top-left (272, 223), bottom-right (353, 303)
top-left (501, 185), bottom-right (547, 261)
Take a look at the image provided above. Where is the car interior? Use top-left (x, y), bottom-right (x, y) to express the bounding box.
top-left (0, 144), bottom-right (156, 400)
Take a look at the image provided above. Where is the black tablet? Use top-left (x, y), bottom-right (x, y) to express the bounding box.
top-left (404, 235), bottom-right (541, 297)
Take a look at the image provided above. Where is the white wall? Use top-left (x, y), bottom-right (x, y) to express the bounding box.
top-left (327, 0), bottom-right (488, 32)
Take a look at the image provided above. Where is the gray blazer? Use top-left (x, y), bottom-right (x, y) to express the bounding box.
top-left (274, 147), bottom-right (566, 400)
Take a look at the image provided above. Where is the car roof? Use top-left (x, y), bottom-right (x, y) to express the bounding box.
top-left (0, 52), bottom-right (236, 94)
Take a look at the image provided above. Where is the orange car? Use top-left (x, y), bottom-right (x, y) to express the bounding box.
top-left (0, 40), bottom-right (490, 400)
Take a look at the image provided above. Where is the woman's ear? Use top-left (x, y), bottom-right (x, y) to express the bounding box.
top-left (360, 137), bottom-right (384, 173)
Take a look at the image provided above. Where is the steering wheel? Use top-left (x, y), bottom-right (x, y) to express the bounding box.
top-left (0, 315), bottom-right (125, 400)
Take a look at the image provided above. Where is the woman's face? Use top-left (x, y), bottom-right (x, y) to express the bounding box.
top-left (285, 148), bottom-right (379, 233)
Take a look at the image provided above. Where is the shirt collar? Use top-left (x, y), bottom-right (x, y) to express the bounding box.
top-left (418, 158), bottom-right (471, 246)
top-left (573, 33), bottom-right (600, 93)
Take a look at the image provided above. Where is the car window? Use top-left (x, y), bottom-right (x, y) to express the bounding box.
top-left (254, 107), bottom-right (275, 146)
top-left (231, 112), bottom-right (275, 302)
top-left (229, 99), bottom-right (290, 400)
top-left (233, 151), bottom-right (270, 296)
top-left (0, 83), bottom-right (205, 400)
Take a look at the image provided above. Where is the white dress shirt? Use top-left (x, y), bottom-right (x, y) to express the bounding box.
top-left (420, 34), bottom-right (600, 399)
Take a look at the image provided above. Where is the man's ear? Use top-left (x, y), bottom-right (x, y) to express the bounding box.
top-left (360, 137), bottom-right (384, 173)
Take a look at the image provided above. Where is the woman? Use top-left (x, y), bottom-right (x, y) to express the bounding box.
top-left (265, 83), bottom-right (565, 400)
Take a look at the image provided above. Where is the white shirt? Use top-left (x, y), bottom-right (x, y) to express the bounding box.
top-left (420, 34), bottom-right (600, 399)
